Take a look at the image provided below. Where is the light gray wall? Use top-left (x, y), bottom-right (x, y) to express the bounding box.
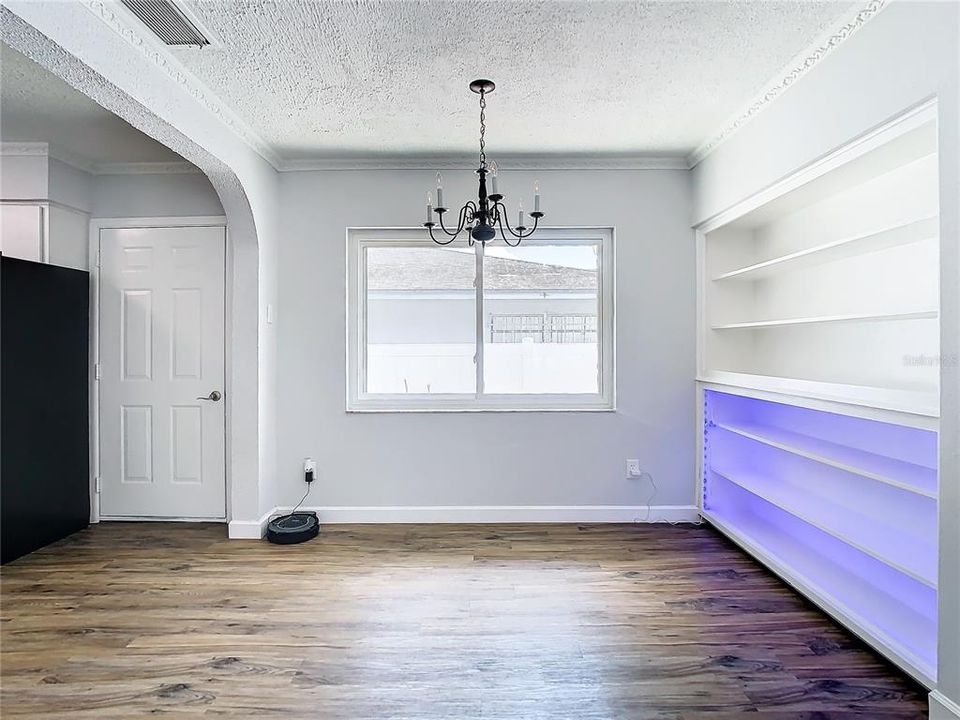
top-left (48, 157), bottom-right (91, 212)
top-left (91, 172), bottom-right (223, 218)
top-left (0, 153), bottom-right (47, 198)
top-left (691, 2), bottom-right (959, 710)
top-left (277, 168), bottom-right (695, 509)
top-left (47, 158), bottom-right (92, 270)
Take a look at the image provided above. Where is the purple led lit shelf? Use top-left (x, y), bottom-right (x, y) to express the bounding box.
top-left (713, 421), bottom-right (937, 498)
top-left (702, 389), bottom-right (939, 687)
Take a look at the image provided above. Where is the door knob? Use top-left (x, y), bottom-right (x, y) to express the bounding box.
top-left (197, 390), bottom-right (222, 402)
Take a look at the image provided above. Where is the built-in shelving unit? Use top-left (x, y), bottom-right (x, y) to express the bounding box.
top-left (698, 104), bottom-right (940, 415)
top-left (697, 102), bottom-right (940, 688)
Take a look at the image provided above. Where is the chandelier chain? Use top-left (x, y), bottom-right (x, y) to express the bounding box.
top-left (478, 91), bottom-right (486, 169)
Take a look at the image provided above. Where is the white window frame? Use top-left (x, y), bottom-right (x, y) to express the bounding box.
top-left (346, 226), bottom-right (615, 412)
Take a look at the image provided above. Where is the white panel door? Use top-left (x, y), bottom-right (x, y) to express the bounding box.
top-left (99, 226), bottom-right (226, 519)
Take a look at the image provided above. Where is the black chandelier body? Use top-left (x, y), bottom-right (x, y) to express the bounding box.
top-left (424, 80), bottom-right (543, 247)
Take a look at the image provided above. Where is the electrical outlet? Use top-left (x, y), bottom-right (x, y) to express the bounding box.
top-left (626, 459), bottom-right (642, 478)
top-left (304, 458), bottom-right (316, 482)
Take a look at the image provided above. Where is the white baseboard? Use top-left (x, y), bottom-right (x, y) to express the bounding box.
top-left (228, 505), bottom-right (700, 537)
top-left (227, 507), bottom-right (276, 539)
top-left (931, 691), bottom-right (960, 720)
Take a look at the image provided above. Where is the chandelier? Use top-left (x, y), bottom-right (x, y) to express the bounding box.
top-left (424, 79), bottom-right (543, 247)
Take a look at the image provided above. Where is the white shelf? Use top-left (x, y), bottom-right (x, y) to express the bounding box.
top-left (712, 421), bottom-right (937, 498)
top-left (698, 371), bottom-right (939, 419)
top-left (709, 465), bottom-right (937, 588)
top-left (702, 506), bottom-right (936, 688)
top-left (712, 216), bottom-right (938, 281)
top-left (712, 309), bottom-right (937, 330)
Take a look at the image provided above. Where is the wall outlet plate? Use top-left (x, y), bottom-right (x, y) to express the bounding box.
top-left (626, 459), bottom-right (642, 478)
top-left (304, 458), bottom-right (316, 475)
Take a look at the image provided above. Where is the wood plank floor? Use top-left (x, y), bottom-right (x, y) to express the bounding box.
top-left (1, 523), bottom-right (927, 719)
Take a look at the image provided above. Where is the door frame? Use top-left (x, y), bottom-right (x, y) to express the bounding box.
top-left (88, 216), bottom-right (229, 523)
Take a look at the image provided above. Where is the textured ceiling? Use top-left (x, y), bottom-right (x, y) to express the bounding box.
top-left (169, 0), bottom-right (857, 162)
top-left (0, 43), bottom-right (186, 166)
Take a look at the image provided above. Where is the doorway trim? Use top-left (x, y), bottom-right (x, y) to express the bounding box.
top-left (88, 215), bottom-right (229, 523)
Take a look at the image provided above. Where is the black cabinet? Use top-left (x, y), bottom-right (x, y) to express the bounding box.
top-left (2, 256), bottom-right (90, 564)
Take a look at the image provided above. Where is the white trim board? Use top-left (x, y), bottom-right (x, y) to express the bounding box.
top-left (0, 141), bottom-right (198, 176)
top-left (227, 505), bottom-right (701, 539)
top-left (930, 691), bottom-right (960, 720)
top-left (280, 155), bottom-right (690, 172)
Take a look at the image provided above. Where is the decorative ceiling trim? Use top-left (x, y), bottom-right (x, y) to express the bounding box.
top-left (94, 160), bottom-right (200, 175)
top-left (687, 0), bottom-right (889, 168)
top-left (48, 144), bottom-right (99, 174)
top-left (1, 142), bottom-right (199, 175)
top-left (277, 154), bottom-right (691, 172)
top-left (80, 0), bottom-right (282, 169)
top-left (0, 141), bottom-right (50, 157)
top-left (1, 141), bottom-right (97, 173)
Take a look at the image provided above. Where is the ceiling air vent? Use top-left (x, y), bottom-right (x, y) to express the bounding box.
top-left (120, 0), bottom-right (211, 47)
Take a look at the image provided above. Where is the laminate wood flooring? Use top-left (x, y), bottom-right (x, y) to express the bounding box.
top-left (0, 523), bottom-right (928, 718)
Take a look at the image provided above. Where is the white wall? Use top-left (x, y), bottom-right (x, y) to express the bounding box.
top-left (1, 151), bottom-right (226, 269)
top-left (691, 1), bottom-right (959, 711)
top-left (91, 172), bottom-right (223, 218)
top-left (277, 168), bottom-right (695, 512)
top-left (48, 157), bottom-right (91, 211)
top-left (0, 153), bottom-right (47, 198)
top-left (0, 152), bottom-right (91, 270)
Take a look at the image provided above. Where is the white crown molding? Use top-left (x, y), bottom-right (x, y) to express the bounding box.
top-left (687, 0), bottom-right (889, 168)
top-left (1, 142), bottom-right (197, 175)
top-left (278, 154), bottom-right (691, 172)
top-left (80, 0), bottom-right (282, 170)
top-left (47, 144), bottom-right (99, 174)
top-left (93, 160), bottom-right (201, 175)
top-left (0, 141), bottom-right (50, 157)
top-left (1, 141), bottom-right (98, 173)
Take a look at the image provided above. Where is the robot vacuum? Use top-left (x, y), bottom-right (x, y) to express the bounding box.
top-left (266, 511), bottom-right (319, 544)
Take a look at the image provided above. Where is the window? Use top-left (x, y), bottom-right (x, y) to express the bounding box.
top-left (347, 227), bottom-right (614, 411)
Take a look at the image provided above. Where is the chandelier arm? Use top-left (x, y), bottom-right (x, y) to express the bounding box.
top-left (493, 205), bottom-right (523, 247)
top-left (436, 205), bottom-right (468, 237)
top-left (493, 202), bottom-right (542, 246)
top-left (426, 223), bottom-right (457, 246)
top-left (492, 201), bottom-right (522, 238)
top-left (522, 213), bottom-right (541, 238)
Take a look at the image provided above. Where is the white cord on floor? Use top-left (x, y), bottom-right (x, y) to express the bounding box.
top-left (634, 471), bottom-right (702, 526)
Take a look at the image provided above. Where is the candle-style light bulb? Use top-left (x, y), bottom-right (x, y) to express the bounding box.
top-left (534, 180), bottom-right (541, 213)
top-left (518, 199), bottom-right (524, 228)
top-left (436, 172), bottom-right (443, 209)
top-left (489, 160), bottom-right (499, 196)
top-left (426, 191), bottom-right (433, 223)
